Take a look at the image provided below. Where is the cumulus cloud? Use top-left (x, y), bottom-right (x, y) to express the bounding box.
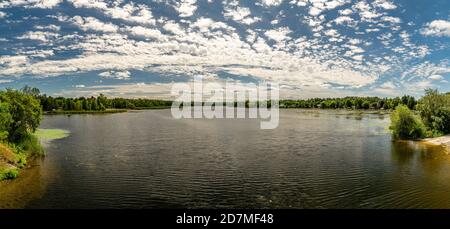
top-left (0, 0), bottom-right (62, 9)
top-left (17, 31), bottom-right (59, 42)
top-left (264, 27), bottom-right (292, 42)
top-left (99, 70), bottom-right (131, 80)
top-left (421, 20), bottom-right (450, 37)
top-left (259, 0), bottom-right (283, 7)
top-left (175, 0), bottom-right (197, 17)
top-left (0, 0), bottom-right (447, 98)
top-left (126, 26), bottom-right (166, 41)
top-left (374, 0), bottom-right (397, 10)
top-left (429, 74), bottom-right (444, 80)
top-left (224, 5), bottom-right (261, 25)
top-left (69, 0), bottom-right (155, 25)
top-left (71, 16), bottom-right (118, 33)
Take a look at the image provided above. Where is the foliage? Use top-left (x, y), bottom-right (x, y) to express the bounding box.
top-left (389, 105), bottom-right (426, 140)
top-left (17, 133), bottom-right (44, 156)
top-left (0, 167), bottom-right (19, 180)
top-left (280, 95), bottom-right (416, 110)
top-left (0, 102), bottom-right (12, 141)
top-left (0, 89), bottom-right (42, 143)
top-left (38, 94), bottom-right (172, 112)
top-left (416, 89), bottom-right (450, 137)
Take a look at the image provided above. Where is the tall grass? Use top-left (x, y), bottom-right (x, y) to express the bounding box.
top-left (17, 133), bottom-right (44, 156)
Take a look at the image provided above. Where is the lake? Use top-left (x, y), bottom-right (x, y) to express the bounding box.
top-left (1, 109), bottom-right (450, 208)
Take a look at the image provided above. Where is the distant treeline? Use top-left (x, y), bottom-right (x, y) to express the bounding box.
top-left (280, 95), bottom-right (417, 110)
top-left (20, 86), bottom-right (446, 113)
top-left (39, 95), bottom-right (172, 112)
top-left (19, 86), bottom-right (172, 112)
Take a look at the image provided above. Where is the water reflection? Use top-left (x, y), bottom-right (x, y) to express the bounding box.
top-left (391, 141), bottom-right (450, 172)
top-left (1, 109), bottom-right (449, 209)
top-left (0, 158), bottom-right (50, 208)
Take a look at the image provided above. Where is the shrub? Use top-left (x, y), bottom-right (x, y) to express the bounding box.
top-left (416, 89), bottom-right (450, 136)
top-left (390, 105), bottom-right (427, 140)
top-left (0, 89), bottom-right (42, 143)
top-left (17, 133), bottom-right (44, 156)
top-left (0, 167), bottom-right (19, 180)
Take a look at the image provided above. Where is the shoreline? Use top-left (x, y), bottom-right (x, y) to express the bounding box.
top-left (422, 135), bottom-right (450, 149)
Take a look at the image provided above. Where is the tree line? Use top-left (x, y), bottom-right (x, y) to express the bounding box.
top-left (280, 95), bottom-right (417, 110)
top-left (33, 93), bottom-right (172, 113)
top-left (390, 89), bottom-right (450, 140)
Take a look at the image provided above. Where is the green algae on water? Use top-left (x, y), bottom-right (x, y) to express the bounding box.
top-left (35, 129), bottom-right (70, 141)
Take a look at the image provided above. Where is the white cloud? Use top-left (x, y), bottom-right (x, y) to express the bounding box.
top-left (224, 5), bottom-right (261, 25)
top-left (126, 26), bottom-right (166, 41)
top-left (99, 70), bottom-right (131, 80)
top-left (0, 11), bottom-right (7, 18)
top-left (71, 16), bottom-right (118, 33)
top-left (1, 0), bottom-right (62, 9)
top-left (429, 74), bottom-right (444, 80)
top-left (69, 0), bottom-right (155, 25)
top-left (421, 20), bottom-right (450, 37)
top-left (339, 8), bottom-right (353, 15)
top-left (380, 81), bottom-right (396, 89)
top-left (17, 31), bottom-right (59, 42)
top-left (259, 0), bottom-right (283, 7)
top-left (374, 0), bottom-right (397, 10)
top-left (175, 0), bottom-right (197, 17)
top-left (1, 0), bottom-right (442, 98)
top-left (309, 7), bottom-right (322, 16)
top-left (0, 79), bottom-right (13, 84)
top-left (334, 16), bottom-right (355, 25)
top-left (381, 16), bottom-right (401, 24)
top-left (34, 24), bottom-right (61, 31)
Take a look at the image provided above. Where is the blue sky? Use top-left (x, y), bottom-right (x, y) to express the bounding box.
top-left (0, 0), bottom-right (449, 99)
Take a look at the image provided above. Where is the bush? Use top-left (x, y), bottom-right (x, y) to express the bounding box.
top-left (0, 89), bottom-right (42, 143)
top-left (390, 105), bottom-right (427, 140)
top-left (416, 89), bottom-right (450, 136)
top-left (0, 167), bottom-right (19, 180)
top-left (17, 133), bottom-right (44, 156)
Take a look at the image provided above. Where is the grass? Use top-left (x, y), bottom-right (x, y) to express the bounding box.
top-left (0, 143), bottom-right (22, 181)
top-left (46, 109), bottom-right (127, 115)
top-left (134, 106), bottom-right (172, 110)
top-left (0, 166), bottom-right (19, 180)
top-left (0, 129), bottom-right (70, 181)
top-left (35, 129), bottom-right (70, 141)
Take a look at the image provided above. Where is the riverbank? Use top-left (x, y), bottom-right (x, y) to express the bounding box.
top-left (0, 129), bottom-right (69, 181)
top-left (0, 143), bottom-right (23, 180)
top-left (45, 109), bottom-right (127, 115)
top-left (422, 135), bottom-right (450, 149)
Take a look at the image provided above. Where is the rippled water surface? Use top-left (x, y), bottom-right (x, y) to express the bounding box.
top-left (2, 109), bottom-right (450, 208)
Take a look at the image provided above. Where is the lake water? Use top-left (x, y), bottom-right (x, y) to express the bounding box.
top-left (1, 109), bottom-right (450, 209)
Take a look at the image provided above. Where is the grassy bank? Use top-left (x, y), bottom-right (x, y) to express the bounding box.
top-left (45, 109), bottom-right (127, 115)
top-left (0, 135), bottom-right (42, 181)
top-left (134, 106), bottom-right (171, 110)
top-left (0, 129), bottom-right (69, 181)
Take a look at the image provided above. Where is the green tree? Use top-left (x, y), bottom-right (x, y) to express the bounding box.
top-left (389, 105), bottom-right (426, 140)
top-left (416, 89), bottom-right (450, 136)
top-left (0, 102), bottom-right (13, 141)
top-left (0, 89), bottom-right (42, 142)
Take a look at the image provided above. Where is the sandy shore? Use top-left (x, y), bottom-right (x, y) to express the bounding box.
top-left (423, 135), bottom-right (450, 148)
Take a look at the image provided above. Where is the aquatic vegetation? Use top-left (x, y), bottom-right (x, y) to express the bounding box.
top-left (35, 129), bottom-right (70, 141)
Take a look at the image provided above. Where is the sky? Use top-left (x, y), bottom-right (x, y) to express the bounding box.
top-left (0, 0), bottom-right (449, 99)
